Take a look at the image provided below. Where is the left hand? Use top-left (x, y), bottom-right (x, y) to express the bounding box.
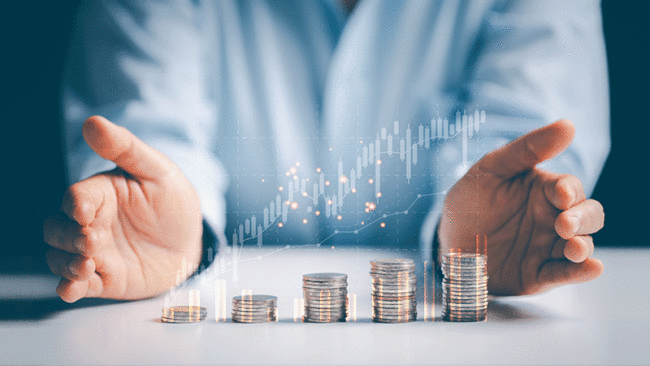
top-left (439, 119), bottom-right (604, 296)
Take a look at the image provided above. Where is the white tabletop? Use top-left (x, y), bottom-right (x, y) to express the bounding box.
top-left (1, 247), bottom-right (648, 365)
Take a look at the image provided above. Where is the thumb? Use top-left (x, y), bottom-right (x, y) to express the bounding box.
top-left (477, 119), bottom-right (575, 179)
top-left (82, 115), bottom-right (174, 181)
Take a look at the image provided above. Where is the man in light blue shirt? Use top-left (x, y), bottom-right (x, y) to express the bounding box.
top-left (45, 0), bottom-right (608, 302)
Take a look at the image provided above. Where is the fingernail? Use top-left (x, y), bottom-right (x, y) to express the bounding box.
top-left (68, 264), bottom-right (78, 276)
top-left (571, 217), bottom-right (580, 233)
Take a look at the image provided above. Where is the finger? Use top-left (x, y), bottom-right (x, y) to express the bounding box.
top-left (43, 213), bottom-right (103, 257)
top-left (56, 274), bottom-right (104, 303)
top-left (543, 174), bottom-right (586, 211)
top-left (478, 119), bottom-right (575, 179)
top-left (563, 235), bottom-right (595, 263)
top-left (555, 199), bottom-right (605, 239)
top-left (537, 257), bottom-right (604, 288)
top-left (46, 248), bottom-right (96, 281)
top-left (82, 115), bottom-right (175, 181)
top-left (61, 179), bottom-right (105, 226)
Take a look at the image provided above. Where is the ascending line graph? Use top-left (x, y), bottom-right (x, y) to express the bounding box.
top-left (230, 109), bottom-right (486, 249)
top-left (165, 109), bottom-right (487, 289)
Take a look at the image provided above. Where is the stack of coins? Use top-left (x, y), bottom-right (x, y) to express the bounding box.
top-left (370, 258), bottom-right (417, 323)
top-left (302, 273), bottom-right (348, 322)
top-left (231, 295), bottom-right (278, 323)
top-left (441, 253), bottom-right (488, 322)
top-left (161, 306), bottom-right (207, 323)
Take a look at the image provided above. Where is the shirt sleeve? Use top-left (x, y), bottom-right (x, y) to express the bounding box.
top-left (61, 0), bottom-right (228, 249)
top-left (421, 0), bottom-right (610, 260)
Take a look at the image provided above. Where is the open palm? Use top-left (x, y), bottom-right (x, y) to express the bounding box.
top-left (44, 116), bottom-right (203, 302)
top-left (440, 120), bottom-right (604, 296)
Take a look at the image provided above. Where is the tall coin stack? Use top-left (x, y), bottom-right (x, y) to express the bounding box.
top-left (302, 273), bottom-right (348, 322)
top-left (370, 258), bottom-right (417, 323)
top-left (231, 294), bottom-right (277, 323)
top-left (441, 253), bottom-right (488, 322)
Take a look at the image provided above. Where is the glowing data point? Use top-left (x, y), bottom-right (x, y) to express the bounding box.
top-left (291, 201), bottom-right (299, 209)
top-left (369, 179), bottom-right (374, 184)
top-left (339, 175), bottom-right (348, 183)
top-left (351, 188), bottom-right (357, 193)
top-left (302, 219), bottom-right (308, 224)
top-left (380, 222), bottom-right (386, 228)
top-left (325, 181), bottom-right (330, 186)
top-left (316, 167), bottom-right (321, 173)
top-left (295, 162), bottom-right (300, 166)
top-left (337, 215), bottom-right (342, 220)
top-left (327, 199), bottom-right (333, 205)
top-left (285, 200), bottom-right (290, 205)
top-left (376, 192), bottom-right (382, 198)
top-left (290, 167), bottom-right (297, 174)
top-left (278, 223), bottom-right (283, 228)
top-left (315, 210), bottom-right (321, 216)
top-left (377, 159), bottom-right (382, 165)
top-left (302, 192), bottom-right (308, 197)
top-left (262, 179), bottom-right (265, 182)
top-left (279, 186), bottom-right (284, 191)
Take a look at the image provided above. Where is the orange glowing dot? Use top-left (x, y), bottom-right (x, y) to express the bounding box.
top-left (302, 192), bottom-right (308, 197)
top-left (291, 201), bottom-right (299, 209)
top-left (369, 179), bottom-right (374, 184)
top-left (262, 179), bottom-right (265, 182)
top-left (380, 222), bottom-right (386, 228)
top-left (327, 200), bottom-right (333, 205)
top-left (368, 202), bottom-right (376, 210)
top-left (293, 175), bottom-right (298, 180)
top-left (278, 223), bottom-right (283, 228)
top-left (332, 246), bottom-right (335, 249)
top-left (302, 219), bottom-right (308, 224)
top-left (295, 162), bottom-right (300, 167)
top-left (285, 200), bottom-right (291, 205)
top-left (339, 175), bottom-right (348, 183)
top-left (316, 167), bottom-right (321, 173)
top-left (285, 172), bottom-right (290, 176)
top-left (329, 147), bottom-right (332, 151)
top-left (315, 210), bottom-right (321, 216)
top-left (376, 192), bottom-right (382, 198)
top-left (377, 159), bottom-right (382, 165)
top-left (361, 221), bottom-right (365, 225)
top-left (279, 186), bottom-right (284, 191)
top-left (360, 140), bottom-right (363, 144)
top-left (290, 167), bottom-right (297, 174)
top-left (351, 188), bottom-right (357, 193)
top-left (325, 181), bottom-right (330, 186)
top-left (337, 215), bottom-right (342, 220)
top-left (365, 208), bottom-right (370, 213)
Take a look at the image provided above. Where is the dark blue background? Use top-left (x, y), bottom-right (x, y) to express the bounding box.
top-left (1, 1), bottom-right (646, 272)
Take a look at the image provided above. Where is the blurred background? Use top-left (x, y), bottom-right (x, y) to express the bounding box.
top-left (1, 1), bottom-right (646, 273)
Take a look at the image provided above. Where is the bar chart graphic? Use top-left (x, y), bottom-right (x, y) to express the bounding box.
top-left (230, 109), bottom-right (486, 249)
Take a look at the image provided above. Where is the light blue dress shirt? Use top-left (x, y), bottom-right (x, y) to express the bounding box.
top-left (62, 0), bottom-right (609, 260)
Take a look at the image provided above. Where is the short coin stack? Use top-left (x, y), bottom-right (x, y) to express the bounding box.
top-left (161, 306), bottom-right (207, 323)
top-left (231, 294), bottom-right (277, 323)
top-left (303, 273), bottom-right (348, 322)
top-left (370, 258), bottom-right (417, 323)
top-left (441, 253), bottom-right (488, 322)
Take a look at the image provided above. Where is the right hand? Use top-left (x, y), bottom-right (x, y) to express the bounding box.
top-left (44, 116), bottom-right (203, 302)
